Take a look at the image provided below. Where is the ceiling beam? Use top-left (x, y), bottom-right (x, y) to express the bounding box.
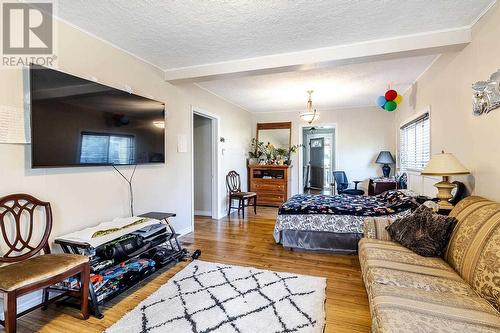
top-left (164, 27), bottom-right (471, 83)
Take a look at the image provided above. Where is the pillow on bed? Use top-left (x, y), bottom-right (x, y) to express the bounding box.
top-left (386, 205), bottom-right (457, 257)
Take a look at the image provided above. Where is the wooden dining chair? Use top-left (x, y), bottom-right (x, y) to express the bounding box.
top-left (226, 171), bottom-right (257, 218)
top-left (0, 194), bottom-right (90, 333)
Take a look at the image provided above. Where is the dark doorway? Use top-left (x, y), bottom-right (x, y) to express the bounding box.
top-left (302, 126), bottom-right (335, 193)
top-left (309, 137), bottom-right (324, 189)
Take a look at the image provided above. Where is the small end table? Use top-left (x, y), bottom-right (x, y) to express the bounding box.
top-left (368, 178), bottom-right (397, 195)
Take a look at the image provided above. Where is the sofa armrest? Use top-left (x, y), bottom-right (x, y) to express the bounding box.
top-left (363, 217), bottom-right (393, 241)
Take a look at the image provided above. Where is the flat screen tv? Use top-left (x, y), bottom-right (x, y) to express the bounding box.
top-left (30, 65), bottom-right (165, 168)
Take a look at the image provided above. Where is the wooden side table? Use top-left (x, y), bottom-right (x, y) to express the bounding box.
top-left (368, 178), bottom-right (397, 195)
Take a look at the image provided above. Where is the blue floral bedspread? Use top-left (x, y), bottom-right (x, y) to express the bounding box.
top-left (278, 190), bottom-right (420, 216)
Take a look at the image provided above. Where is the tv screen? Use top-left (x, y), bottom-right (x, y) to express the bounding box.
top-left (30, 65), bottom-right (165, 168)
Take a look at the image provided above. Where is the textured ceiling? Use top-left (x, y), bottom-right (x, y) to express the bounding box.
top-left (197, 55), bottom-right (438, 112)
top-left (57, 0), bottom-right (493, 69)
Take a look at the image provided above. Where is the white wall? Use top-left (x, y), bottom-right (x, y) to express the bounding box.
top-left (181, 84), bottom-right (252, 218)
top-left (394, 2), bottom-right (500, 201)
top-left (0, 17), bottom-right (251, 246)
top-left (193, 114), bottom-right (212, 215)
top-left (252, 107), bottom-right (396, 194)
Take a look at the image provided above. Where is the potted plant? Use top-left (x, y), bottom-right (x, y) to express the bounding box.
top-left (274, 147), bottom-right (288, 165)
top-left (285, 144), bottom-right (303, 165)
top-left (249, 139), bottom-right (303, 165)
top-left (248, 138), bottom-right (265, 164)
top-left (265, 142), bottom-right (275, 163)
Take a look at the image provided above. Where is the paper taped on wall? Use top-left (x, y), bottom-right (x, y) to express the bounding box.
top-left (0, 105), bottom-right (30, 144)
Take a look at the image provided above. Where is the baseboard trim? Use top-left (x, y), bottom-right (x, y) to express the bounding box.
top-left (178, 226), bottom-right (193, 237)
top-left (194, 210), bottom-right (211, 216)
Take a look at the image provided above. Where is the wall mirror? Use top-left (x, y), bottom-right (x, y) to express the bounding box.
top-left (256, 122), bottom-right (292, 150)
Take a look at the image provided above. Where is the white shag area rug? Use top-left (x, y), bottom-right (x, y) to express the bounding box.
top-left (105, 260), bottom-right (326, 333)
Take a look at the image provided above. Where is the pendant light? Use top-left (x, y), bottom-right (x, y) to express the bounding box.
top-left (300, 90), bottom-right (320, 124)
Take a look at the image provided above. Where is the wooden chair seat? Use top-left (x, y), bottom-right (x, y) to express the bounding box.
top-left (0, 254), bottom-right (88, 292)
top-left (231, 191), bottom-right (257, 199)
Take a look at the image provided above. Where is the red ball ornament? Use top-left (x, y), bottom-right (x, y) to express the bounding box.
top-left (385, 89), bottom-right (398, 101)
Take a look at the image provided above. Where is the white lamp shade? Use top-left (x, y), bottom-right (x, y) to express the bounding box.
top-left (421, 152), bottom-right (469, 175)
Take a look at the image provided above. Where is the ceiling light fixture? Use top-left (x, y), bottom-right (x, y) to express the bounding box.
top-left (300, 90), bottom-right (320, 124)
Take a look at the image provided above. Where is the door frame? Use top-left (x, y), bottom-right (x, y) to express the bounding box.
top-left (298, 123), bottom-right (338, 194)
top-left (190, 106), bottom-right (222, 230)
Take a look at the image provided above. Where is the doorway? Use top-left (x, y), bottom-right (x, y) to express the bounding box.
top-left (302, 126), bottom-right (336, 194)
top-left (193, 113), bottom-right (214, 217)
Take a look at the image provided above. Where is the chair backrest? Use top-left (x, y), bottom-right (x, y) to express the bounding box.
top-left (0, 194), bottom-right (52, 263)
top-left (449, 181), bottom-right (467, 205)
top-left (226, 171), bottom-right (241, 194)
top-left (397, 172), bottom-right (408, 189)
top-left (333, 171), bottom-right (348, 192)
top-left (446, 196), bottom-right (500, 311)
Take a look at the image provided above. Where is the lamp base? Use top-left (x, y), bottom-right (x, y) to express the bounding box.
top-left (434, 176), bottom-right (455, 210)
top-left (382, 164), bottom-right (391, 178)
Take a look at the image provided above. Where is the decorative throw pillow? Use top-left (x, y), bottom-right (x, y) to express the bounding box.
top-left (386, 205), bottom-right (457, 257)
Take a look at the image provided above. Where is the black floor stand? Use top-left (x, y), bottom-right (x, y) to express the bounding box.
top-left (54, 212), bottom-right (200, 319)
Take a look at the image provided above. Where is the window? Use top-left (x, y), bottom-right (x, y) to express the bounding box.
top-left (80, 132), bottom-right (135, 164)
top-left (399, 113), bottom-right (430, 171)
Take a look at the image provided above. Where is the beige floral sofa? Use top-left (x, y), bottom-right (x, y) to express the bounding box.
top-left (359, 196), bottom-right (500, 332)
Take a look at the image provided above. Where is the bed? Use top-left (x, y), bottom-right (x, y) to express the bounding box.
top-left (273, 190), bottom-right (420, 254)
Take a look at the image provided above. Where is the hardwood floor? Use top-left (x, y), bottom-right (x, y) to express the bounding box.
top-left (8, 207), bottom-right (371, 333)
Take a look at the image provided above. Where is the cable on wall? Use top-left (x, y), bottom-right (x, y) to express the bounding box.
top-left (112, 164), bottom-right (137, 216)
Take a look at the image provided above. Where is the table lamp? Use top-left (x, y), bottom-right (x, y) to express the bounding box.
top-left (421, 151), bottom-right (469, 210)
top-left (376, 151), bottom-right (396, 178)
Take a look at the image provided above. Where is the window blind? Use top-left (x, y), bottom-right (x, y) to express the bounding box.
top-left (399, 113), bottom-right (430, 171)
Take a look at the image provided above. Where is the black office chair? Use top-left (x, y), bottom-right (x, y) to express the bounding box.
top-left (333, 171), bottom-right (364, 195)
top-left (450, 181), bottom-right (467, 205)
top-left (396, 172), bottom-right (408, 189)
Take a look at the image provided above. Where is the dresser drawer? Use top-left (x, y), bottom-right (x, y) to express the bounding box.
top-left (257, 193), bottom-right (286, 205)
top-left (251, 181), bottom-right (286, 192)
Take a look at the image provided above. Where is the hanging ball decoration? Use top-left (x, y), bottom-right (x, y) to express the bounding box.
top-left (376, 96), bottom-right (387, 107)
top-left (376, 88), bottom-right (401, 111)
top-left (385, 89), bottom-right (398, 101)
top-left (394, 94), bottom-right (403, 104)
top-left (384, 100), bottom-right (397, 112)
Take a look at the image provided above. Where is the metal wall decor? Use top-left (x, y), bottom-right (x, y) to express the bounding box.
top-left (472, 69), bottom-right (500, 116)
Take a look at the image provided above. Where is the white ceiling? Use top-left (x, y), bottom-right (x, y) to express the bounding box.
top-left (197, 55), bottom-right (438, 112)
top-left (58, 0), bottom-right (493, 70)
top-left (56, 0), bottom-right (494, 112)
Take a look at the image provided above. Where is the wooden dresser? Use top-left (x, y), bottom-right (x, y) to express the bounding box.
top-left (248, 165), bottom-right (291, 206)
